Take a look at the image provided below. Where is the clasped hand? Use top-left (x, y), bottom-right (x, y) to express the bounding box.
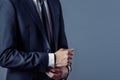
top-left (46, 48), bottom-right (74, 80)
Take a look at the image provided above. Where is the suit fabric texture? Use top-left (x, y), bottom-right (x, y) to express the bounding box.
top-left (0, 0), bottom-right (68, 80)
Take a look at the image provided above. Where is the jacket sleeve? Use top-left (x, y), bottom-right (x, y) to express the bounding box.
top-left (0, 0), bottom-right (48, 73)
top-left (58, 1), bottom-right (68, 49)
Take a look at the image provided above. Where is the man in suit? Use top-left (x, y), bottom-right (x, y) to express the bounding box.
top-left (0, 0), bottom-right (74, 80)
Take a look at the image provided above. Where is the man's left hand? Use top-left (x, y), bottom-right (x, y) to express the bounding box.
top-left (46, 67), bottom-right (69, 80)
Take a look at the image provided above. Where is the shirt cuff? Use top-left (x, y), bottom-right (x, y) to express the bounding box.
top-left (48, 53), bottom-right (55, 68)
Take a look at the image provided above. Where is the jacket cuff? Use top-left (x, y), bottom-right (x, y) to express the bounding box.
top-left (38, 52), bottom-right (48, 73)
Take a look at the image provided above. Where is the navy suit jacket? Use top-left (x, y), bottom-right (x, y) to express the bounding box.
top-left (0, 0), bottom-right (68, 80)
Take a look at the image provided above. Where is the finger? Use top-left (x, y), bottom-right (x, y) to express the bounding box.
top-left (49, 68), bottom-right (62, 73)
top-left (68, 57), bottom-right (72, 62)
top-left (47, 71), bottom-right (62, 79)
top-left (46, 71), bottom-right (54, 78)
top-left (68, 50), bottom-right (74, 55)
top-left (66, 55), bottom-right (72, 62)
top-left (52, 73), bottom-right (62, 80)
top-left (68, 55), bottom-right (73, 60)
top-left (68, 52), bottom-right (74, 56)
top-left (68, 48), bottom-right (74, 52)
top-left (61, 72), bottom-right (68, 79)
top-left (49, 68), bottom-right (56, 73)
top-left (53, 73), bottom-right (62, 80)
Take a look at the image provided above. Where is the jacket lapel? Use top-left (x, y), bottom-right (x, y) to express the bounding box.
top-left (47, 0), bottom-right (59, 49)
top-left (22, 0), bottom-right (59, 50)
top-left (23, 0), bottom-right (50, 49)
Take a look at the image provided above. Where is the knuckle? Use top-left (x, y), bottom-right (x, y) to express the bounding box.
top-left (65, 50), bottom-right (68, 54)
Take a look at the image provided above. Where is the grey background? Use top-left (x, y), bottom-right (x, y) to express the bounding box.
top-left (0, 0), bottom-right (120, 80)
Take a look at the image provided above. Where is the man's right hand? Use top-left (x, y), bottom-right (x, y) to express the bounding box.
top-left (55, 48), bottom-right (74, 67)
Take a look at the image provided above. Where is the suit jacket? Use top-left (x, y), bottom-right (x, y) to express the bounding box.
top-left (0, 0), bottom-right (68, 80)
